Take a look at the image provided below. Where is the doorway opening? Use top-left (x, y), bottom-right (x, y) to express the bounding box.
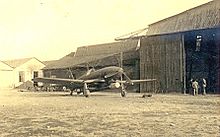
top-left (185, 29), bottom-right (218, 93)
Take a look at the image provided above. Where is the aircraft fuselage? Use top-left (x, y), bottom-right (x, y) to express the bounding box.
top-left (79, 66), bottom-right (122, 80)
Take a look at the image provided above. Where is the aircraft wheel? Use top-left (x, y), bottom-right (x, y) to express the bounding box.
top-left (121, 90), bottom-right (127, 97)
top-left (77, 91), bottom-right (82, 96)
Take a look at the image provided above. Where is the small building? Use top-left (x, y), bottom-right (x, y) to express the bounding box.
top-left (140, 0), bottom-right (220, 93)
top-left (0, 57), bottom-right (45, 88)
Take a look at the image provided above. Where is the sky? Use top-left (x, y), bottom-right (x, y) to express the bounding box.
top-left (0, 0), bottom-right (212, 61)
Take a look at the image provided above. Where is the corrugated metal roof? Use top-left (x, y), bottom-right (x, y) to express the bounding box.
top-left (43, 40), bottom-right (139, 70)
top-left (60, 52), bottom-right (75, 59)
top-left (3, 57), bottom-right (34, 68)
top-left (147, 0), bottom-right (220, 36)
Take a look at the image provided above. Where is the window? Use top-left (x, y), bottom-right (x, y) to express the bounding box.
top-left (195, 35), bottom-right (202, 52)
top-left (19, 71), bottom-right (25, 82)
top-left (33, 71), bottom-right (38, 78)
top-left (33, 71), bottom-right (39, 87)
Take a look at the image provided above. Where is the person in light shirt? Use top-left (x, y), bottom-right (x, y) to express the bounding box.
top-left (192, 79), bottom-right (199, 96)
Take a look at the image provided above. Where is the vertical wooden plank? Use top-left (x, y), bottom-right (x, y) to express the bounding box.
top-left (161, 37), bottom-right (165, 92)
top-left (158, 39), bottom-right (161, 92)
top-left (165, 37), bottom-right (168, 92)
top-left (173, 39), bottom-right (176, 91)
top-left (144, 40), bottom-right (147, 92)
top-left (150, 42), bottom-right (153, 92)
top-left (142, 39), bottom-right (145, 92)
top-left (140, 42), bottom-right (144, 92)
top-left (181, 34), bottom-right (186, 94)
top-left (169, 39), bottom-right (172, 91)
top-left (170, 38), bottom-right (173, 90)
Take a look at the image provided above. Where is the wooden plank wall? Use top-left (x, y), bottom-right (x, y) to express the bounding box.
top-left (140, 34), bottom-right (184, 93)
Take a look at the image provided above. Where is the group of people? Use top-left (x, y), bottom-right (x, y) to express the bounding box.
top-left (190, 78), bottom-right (207, 96)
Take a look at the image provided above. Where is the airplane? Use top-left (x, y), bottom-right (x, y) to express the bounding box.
top-left (33, 66), bottom-right (156, 97)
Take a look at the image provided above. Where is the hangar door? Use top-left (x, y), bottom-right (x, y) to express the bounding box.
top-left (0, 70), bottom-right (13, 88)
top-left (140, 34), bottom-right (184, 93)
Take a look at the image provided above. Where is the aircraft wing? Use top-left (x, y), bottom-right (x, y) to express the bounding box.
top-left (33, 77), bottom-right (106, 85)
top-left (84, 79), bottom-right (105, 83)
top-left (33, 77), bottom-right (84, 85)
top-left (130, 79), bottom-right (156, 83)
top-left (117, 79), bottom-right (156, 84)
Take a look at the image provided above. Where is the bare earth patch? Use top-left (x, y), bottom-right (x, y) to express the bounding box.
top-left (0, 89), bottom-right (219, 137)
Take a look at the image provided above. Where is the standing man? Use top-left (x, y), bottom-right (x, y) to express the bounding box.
top-left (192, 79), bottom-right (199, 96)
top-left (202, 78), bottom-right (207, 95)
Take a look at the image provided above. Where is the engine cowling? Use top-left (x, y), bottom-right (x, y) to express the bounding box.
top-left (109, 82), bottom-right (121, 89)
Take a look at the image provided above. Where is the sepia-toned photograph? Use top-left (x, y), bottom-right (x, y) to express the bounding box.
top-left (0, 0), bottom-right (219, 136)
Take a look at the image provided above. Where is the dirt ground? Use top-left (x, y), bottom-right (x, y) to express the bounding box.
top-left (0, 89), bottom-right (219, 137)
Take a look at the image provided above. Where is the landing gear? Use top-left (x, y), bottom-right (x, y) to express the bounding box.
top-left (120, 83), bottom-right (127, 97)
top-left (67, 89), bottom-right (83, 96)
top-left (121, 89), bottom-right (127, 97)
top-left (77, 91), bottom-right (81, 95)
top-left (83, 83), bottom-right (90, 97)
top-left (70, 90), bottom-right (74, 96)
top-left (83, 89), bottom-right (90, 97)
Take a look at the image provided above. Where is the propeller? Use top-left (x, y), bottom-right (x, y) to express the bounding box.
top-left (114, 52), bottom-right (133, 85)
top-left (116, 67), bottom-right (132, 84)
top-left (121, 71), bottom-right (133, 85)
top-left (113, 53), bottom-right (130, 96)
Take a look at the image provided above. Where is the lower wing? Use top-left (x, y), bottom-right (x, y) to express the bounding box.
top-left (33, 77), bottom-right (105, 85)
top-left (33, 77), bottom-right (84, 85)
